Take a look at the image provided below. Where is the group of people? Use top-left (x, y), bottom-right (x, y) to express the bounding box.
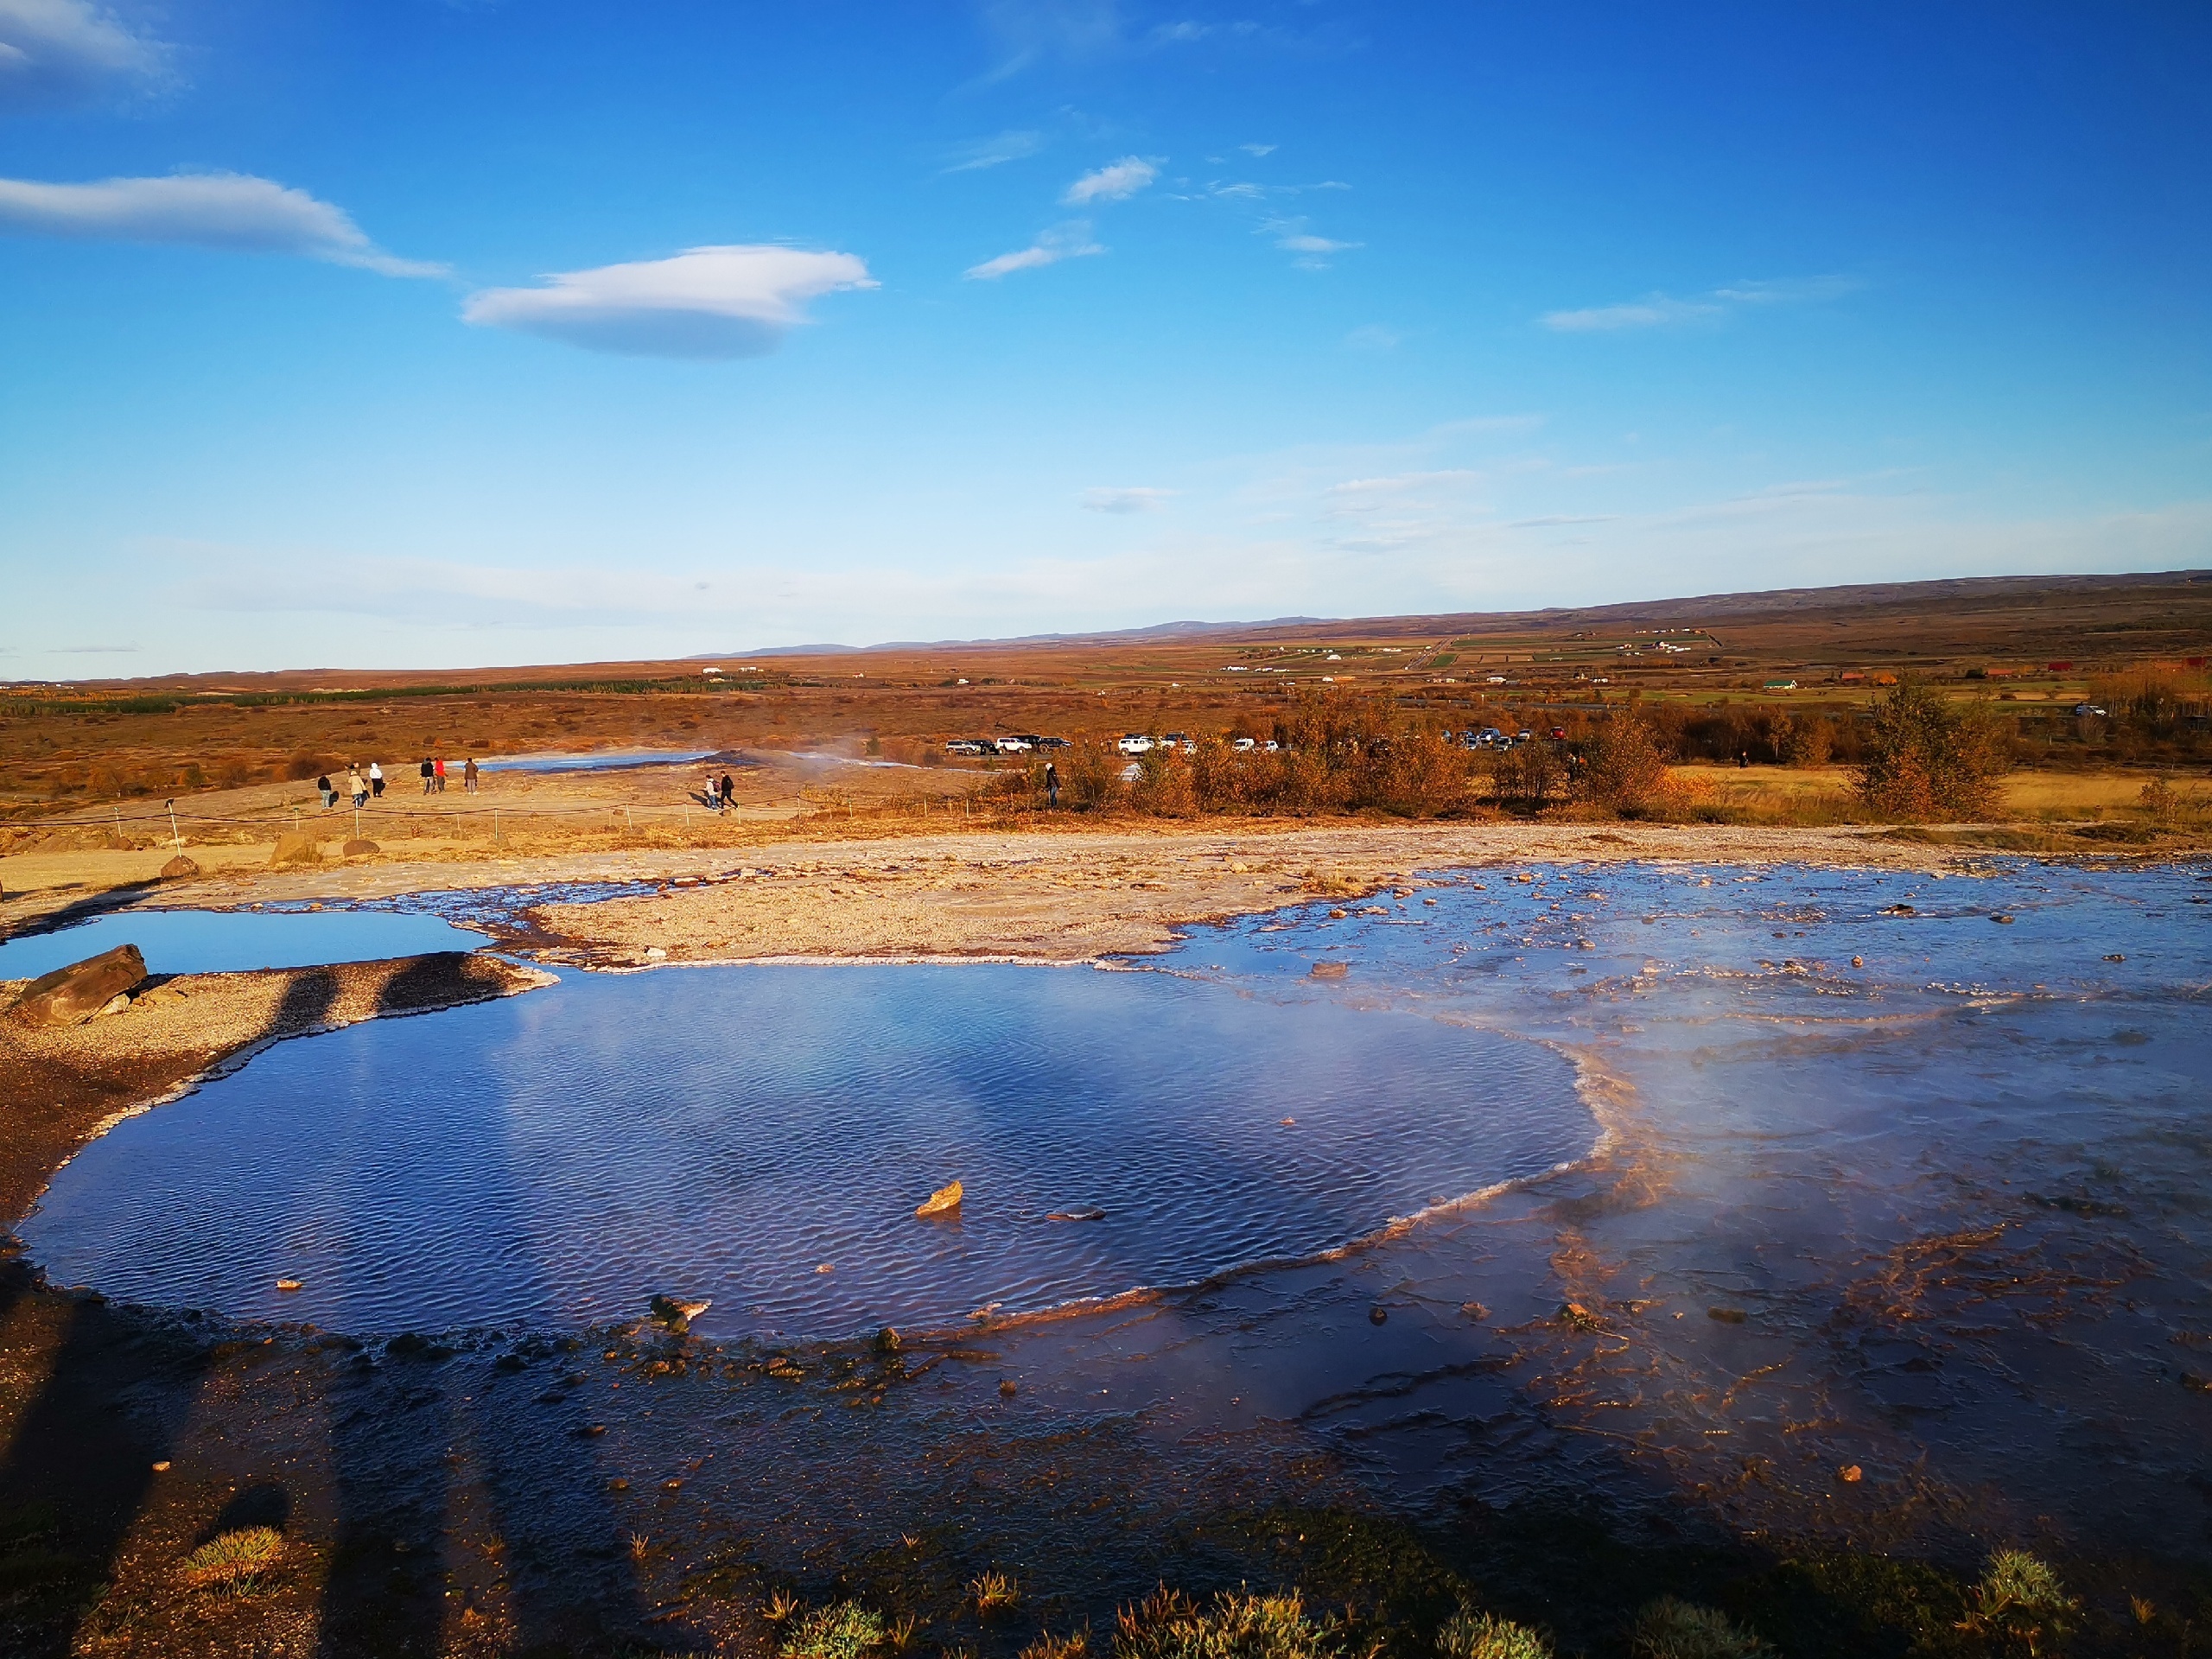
top-left (416, 755), bottom-right (481, 794)
top-left (316, 756), bottom-right (480, 810)
top-left (699, 769), bottom-right (737, 813)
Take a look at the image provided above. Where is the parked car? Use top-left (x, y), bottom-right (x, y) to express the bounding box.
top-left (1117, 734), bottom-right (1154, 755)
top-left (1231, 736), bottom-right (1256, 753)
top-left (1160, 731), bottom-right (1194, 753)
top-left (944, 739), bottom-right (990, 756)
top-left (995, 736), bottom-right (1033, 753)
top-left (1516, 729), bottom-right (1534, 742)
top-left (1033, 735), bottom-right (1071, 749)
top-left (2072, 702), bottom-right (2107, 717)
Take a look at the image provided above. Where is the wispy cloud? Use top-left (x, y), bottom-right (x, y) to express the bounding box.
top-left (1263, 215), bottom-right (1359, 268)
top-left (964, 219), bottom-right (1103, 280)
top-left (0, 171), bottom-right (444, 275)
top-left (971, 0), bottom-right (1121, 80)
top-left (1063, 155), bottom-right (1158, 205)
top-left (1080, 486), bottom-right (1174, 513)
top-left (0, 0), bottom-right (169, 112)
top-left (1542, 275), bottom-right (1859, 333)
top-left (1239, 142), bottom-right (1276, 157)
top-left (942, 129), bottom-right (1045, 173)
top-left (462, 245), bottom-right (876, 359)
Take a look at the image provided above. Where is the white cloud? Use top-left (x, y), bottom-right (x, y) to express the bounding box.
top-left (462, 245), bottom-right (876, 359)
top-left (1239, 142), bottom-right (1276, 157)
top-left (1543, 275), bottom-right (1859, 332)
top-left (963, 220), bottom-right (1103, 280)
top-left (1080, 486), bottom-right (1175, 513)
top-left (1277, 232), bottom-right (1356, 255)
top-left (0, 170), bottom-right (443, 275)
top-left (1063, 155), bottom-right (1159, 205)
top-left (942, 129), bottom-right (1045, 172)
top-left (0, 0), bottom-right (167, 111)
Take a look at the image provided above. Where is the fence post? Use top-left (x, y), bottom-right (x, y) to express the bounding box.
top-left (166, 798), bottom-right (181, 851)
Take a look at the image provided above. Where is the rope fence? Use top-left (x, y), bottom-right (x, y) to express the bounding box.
top-left (7, 787), bottom-right (991, 849)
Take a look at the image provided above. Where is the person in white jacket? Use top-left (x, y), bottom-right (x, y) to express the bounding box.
top-left (368, 761), bottom-right (385, 799)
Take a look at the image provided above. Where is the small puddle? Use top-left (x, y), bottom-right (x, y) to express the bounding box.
top-left (0, 908), bottom-right (485, 981)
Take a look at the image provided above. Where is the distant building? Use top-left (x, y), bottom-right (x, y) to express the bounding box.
top-left (1764, 679), bottom-right (1797, 691)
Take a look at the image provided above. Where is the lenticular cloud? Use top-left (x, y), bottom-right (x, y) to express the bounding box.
top-left (461, 245), bottom-right (877, 359)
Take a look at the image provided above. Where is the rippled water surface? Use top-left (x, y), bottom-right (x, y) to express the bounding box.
top-left (22, 856), bottom-right (2212, 1554)
top-left (24, 963), bottom-right (1584, 1337)
top-left (0, 907), bottom-right (485, 980)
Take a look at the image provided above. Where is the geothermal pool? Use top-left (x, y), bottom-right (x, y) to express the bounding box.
top-left (18, 856), bottom-right (2212, 1553)
top-left (22, 960), bottom-right (1586, 1338)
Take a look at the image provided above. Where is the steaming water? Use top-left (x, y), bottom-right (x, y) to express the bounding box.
top-left (22, 962), bottom-right (1586, 1338)
top-left (0, 908), bottom-right (484, 981)
top-left (20, 857), bottom-right (2212, 1552)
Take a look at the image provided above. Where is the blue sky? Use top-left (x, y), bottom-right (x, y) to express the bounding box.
top-left (2, 1), bottom-right (2208, 677)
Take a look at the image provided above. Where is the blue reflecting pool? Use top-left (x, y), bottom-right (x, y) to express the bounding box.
top-left (0, 907), bottom-right (486, 982)
top-left (22, 962), bottom-right (1585, 1338)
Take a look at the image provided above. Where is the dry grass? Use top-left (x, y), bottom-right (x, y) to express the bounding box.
top-left (177, 1526), bottom-right (283, 1594)
top-left (970, 1568), bottom-right (1020, 1614)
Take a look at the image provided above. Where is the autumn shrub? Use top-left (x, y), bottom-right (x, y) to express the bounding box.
top-left (1853, 680), bottom-right (2009, 820)
top-left (1129, 745), bottom-right (1198, 817)
top-left (1059, 739), bottom-right (1127, 810)
top-left (1579, 718), bottom-right (1672, 817)
top-left (1490, 741), bottom-right (1564, 811)
top-left (1365, 732), bottom-right (1479, 817)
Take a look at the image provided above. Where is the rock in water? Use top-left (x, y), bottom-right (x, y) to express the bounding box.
top-left (649, 1294), bottom-right (711, 1331)
top-left (916, 1179), bottom-right (963, 1218)
top-left (1310, 961), bottom-right (1350, 979)
top-left (267, 830), bottom-right (322, 868)
top-left (341, 838), bottom-right (378, 857)
top-left (1046, 1207), bottom-right (1106, 1222)
top-left (160, 854), bottom-right (200, 880)
top-left (9, 944), bottom-right (147, 1028)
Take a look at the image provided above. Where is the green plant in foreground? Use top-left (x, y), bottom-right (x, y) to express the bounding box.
top-left (1629, 1597), bottom-right (1770, 1659)
top-left (781, 1600), bottom-right (890, 1659)
top-left (1436, 1603), bottom-right (1550, 1659)
top-left (178, 1526), bottom-right (283, 1593)
top-left (1114, 1585), bottom-right (1345, 1659)
top-left (1963, 1551), bottom-right (2076, 1655)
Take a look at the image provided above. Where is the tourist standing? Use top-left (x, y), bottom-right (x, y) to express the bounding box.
top-left (718, 772), bottom-right (734, 813)
top-left (420, 756), bottom-right (435, 794)
top-left (317, 773), bottom-right (335, 810)
top-left (1045, 760), bottom-right (1059, 809)
top-left (369, 760), bottom-right (385, 799)
top-left (464, 757), bottom-right (480, 791)
top-left (435, 757), bottom-right (448, 792)
top-left (347, 766), bottom-right (367, 810)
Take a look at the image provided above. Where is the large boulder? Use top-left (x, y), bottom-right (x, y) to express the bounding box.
top-left (341, 838), bottom-right (378, 857)
top-left (10, 944), bottom-right (147, 1027)
top-left (268, 831), bottom-right (322, 868)
top-left (160, 854), bottom-right (200, 879)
